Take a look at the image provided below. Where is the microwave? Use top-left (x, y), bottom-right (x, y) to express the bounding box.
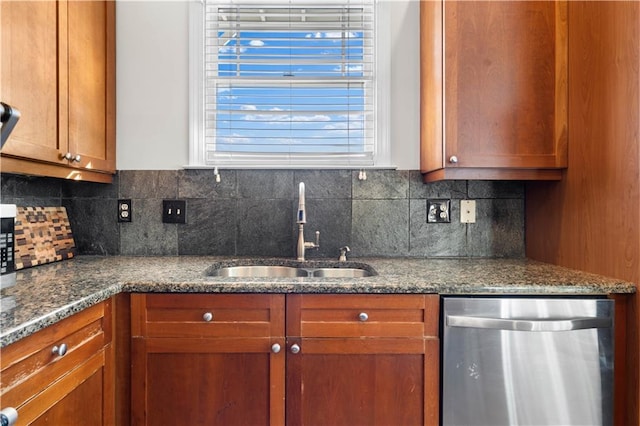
top-left (1, 204), bottom-right (16, 288)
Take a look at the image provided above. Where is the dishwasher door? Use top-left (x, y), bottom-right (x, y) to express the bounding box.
top-left (442, 297), bottom-right (614, 426)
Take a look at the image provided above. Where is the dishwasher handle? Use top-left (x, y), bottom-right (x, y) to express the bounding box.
top-left (446, 315), bottom-right (612, 332)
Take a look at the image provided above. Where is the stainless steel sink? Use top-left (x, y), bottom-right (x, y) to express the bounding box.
top-left (309, 268), bottom-right (373, 278)
top-left (208, 265), bottom-right (307, 278)
top-left (207, 261), bottom-right (377, 278)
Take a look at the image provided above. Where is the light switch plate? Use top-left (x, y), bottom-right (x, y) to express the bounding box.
top-left (162, 200), bottom-right (187, 224)
top-left (460, 200), bottom-right (476, 223)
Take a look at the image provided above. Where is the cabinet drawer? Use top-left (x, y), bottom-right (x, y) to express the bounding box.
top-left (131, 294), bottom-right (285, 338)
top-left (0, 300), bottom-right (111, 413)
top-left (287, 294), bottom-right (439, 338)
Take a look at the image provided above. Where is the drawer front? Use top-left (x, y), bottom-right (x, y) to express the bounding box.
top-left (0, 300), bottom-right (110, 409)
top-left (131, 294), bottom-right (285, 338)
top-left (288, 294), bottom-right (439, 338)
top-left (10, 350), bottom-right (107, 426)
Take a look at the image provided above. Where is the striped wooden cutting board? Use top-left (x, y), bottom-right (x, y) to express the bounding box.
top-left (14, 207), bottom-right (76, 269)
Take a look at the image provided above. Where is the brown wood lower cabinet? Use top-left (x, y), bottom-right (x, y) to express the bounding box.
top-left (130, 293), bottom-right (439, 426)
top-left (286, 294), bottom-right (440, 426)
top-left (130, 294), bottom-right (285, 425)
top-left (0, 299), bottom-right (114, 425)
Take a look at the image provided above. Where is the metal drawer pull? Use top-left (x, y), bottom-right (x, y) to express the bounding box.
top-left (52, 343), bottom-right (68, 357)
top-left (202, 312), bottom-right (213, 322)
top-left (271, 343), bottom-right (281, 353)
top-left (0, 407), bottom-right (18, 426)
top-left (290, 344), bottom-right (301, 354)
top-left (446, 315), bottom-right (612, 332)
top-left (358, 312), bottom-right (369, 322)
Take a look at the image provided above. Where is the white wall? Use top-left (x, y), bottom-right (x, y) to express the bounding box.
top-left (116, 0), bottom-right (421, 170)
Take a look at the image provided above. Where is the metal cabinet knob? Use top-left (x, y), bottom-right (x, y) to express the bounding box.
top-left (290, 344), bottom-right (301, 354)
top-left (449, 155), bottom-right (458, 164)
top-left (61, 152), bottom-right (81, 163)
top-left (52, 343), bottom-right (68, 357)
top-left (0, 407), bottom-right (18, 426)
top-left (358, 312), bottom-right (369, 322)
top-left (271, 343), bottom-right (281, 353)
top-left (202, 312), bottom-right (213, 322)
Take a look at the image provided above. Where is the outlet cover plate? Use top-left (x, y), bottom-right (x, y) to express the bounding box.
top-left (427, 199), bottom-right (451, 223)
top-left (118, 199), bottom-right (132, 223)
top-left (460, 200), bottom-right (476, 223)
top-left (162, 200), bottom-right (187, 224)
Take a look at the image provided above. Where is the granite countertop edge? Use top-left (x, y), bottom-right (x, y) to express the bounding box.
top-left (1, 255), bottom-right (636, 347)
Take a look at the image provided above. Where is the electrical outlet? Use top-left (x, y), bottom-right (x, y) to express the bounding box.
top-left (427, 199), bottom-right (451, 223)
top-left (162, 200), bottom-right (186, 224)
top-left (460, 200), bottom-right (476, 223)
top-left (118, 199), bottom-right (132, 222)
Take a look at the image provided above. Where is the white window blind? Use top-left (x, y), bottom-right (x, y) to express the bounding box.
top-left (194, 0), bottom-right (381, 167)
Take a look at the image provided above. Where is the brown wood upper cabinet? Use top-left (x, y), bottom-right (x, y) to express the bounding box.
top-left (420, 1), bottom-right (568, 182)
top-left (130, 293), bottom-right (440, 426)
top-left (0, 1), bottom-right (116, 183)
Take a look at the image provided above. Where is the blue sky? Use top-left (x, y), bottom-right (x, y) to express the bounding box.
top-left (212, 23), bottom-right (368, 153)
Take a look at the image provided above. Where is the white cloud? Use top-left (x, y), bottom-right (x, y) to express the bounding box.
top-left (249, 40), bottom-right (265, 47)
top-left (218, 46), bottom-right (246, 54)
top-left (324, 31), bottom-right (342, 39)
top-left (324, 31), bottom-right (359, 39)
top-left (242, 113), bottom-right (331, 123)
top-left (291, 114), bottom-right (331, 122)
top-left (217, 135), bottom-right (251, 144)
top-left (332, 64), bottom-right (364, 73)
top-left (323, 122), bottom-right (348, 130)
top-left (245, 113), bottom-right (288, 122)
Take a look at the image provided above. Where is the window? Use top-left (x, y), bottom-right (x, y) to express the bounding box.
top-left (189, 0), bottom-right (389, 168)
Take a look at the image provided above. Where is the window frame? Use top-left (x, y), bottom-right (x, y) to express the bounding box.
top-left (188, 0), bottom-right (391, 169)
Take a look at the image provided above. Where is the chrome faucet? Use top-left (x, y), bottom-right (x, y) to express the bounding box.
top-left (338, 246), bottom-right (350, 262)
top-left (296, 182), bottom-right (319, 261)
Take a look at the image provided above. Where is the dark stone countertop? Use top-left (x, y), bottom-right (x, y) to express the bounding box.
top-left (0, 255), bottom-right (636, 347)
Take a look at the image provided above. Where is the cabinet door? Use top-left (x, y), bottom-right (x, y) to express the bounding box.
top-left (421, 1), bottom-right (568, 181)
top-left (132, 338), bottom-right (282, 425)
top-left (67, 0), bottom-right (115, 173)
top-left (0, 1), bottom-right (67, 164)
top-left (20, 351), bottom-right (108, 426)
top-left (0, 300), bottom-right (114, 425)
top-left (286, 295), bottom-right (440, 426)
top-left (130, 294), bottom-right (285, 426)
top-left (0, 0), bottom-right (115, 181)
top-left (29, 367), bottom-right (103, 426)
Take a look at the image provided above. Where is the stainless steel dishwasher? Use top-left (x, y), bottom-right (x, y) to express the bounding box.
top-left (442, 297), bottom-right (614, 426)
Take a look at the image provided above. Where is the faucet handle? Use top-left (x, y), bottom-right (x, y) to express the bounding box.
top-left (339, 246), bottom-right (350, 261)
top-left (303, 231), bottom-right (320, 251)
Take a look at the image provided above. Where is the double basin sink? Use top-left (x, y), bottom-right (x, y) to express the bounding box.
top-left (207, 259), bottom-right (377, 279)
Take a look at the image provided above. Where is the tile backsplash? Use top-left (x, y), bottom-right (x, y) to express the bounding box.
top-left (1, 170), bottom-right (525, 258)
